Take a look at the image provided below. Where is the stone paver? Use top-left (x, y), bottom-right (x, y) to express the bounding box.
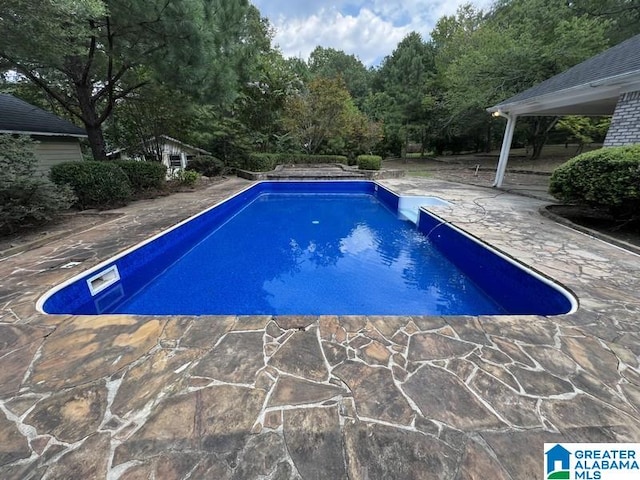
top-left (1, 175), bottom-right (640, 478)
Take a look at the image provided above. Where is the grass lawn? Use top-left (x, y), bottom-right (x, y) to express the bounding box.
top-left (383, 143), bottom-right (602, 176)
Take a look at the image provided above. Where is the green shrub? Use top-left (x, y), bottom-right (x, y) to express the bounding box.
top-left (113, 160), bottom-right (166, 192)
top-left (357, 155), bottom-right (382, 170)
top-left (0, 135), bottom-right (76, 234)
top-left (242, 153), bottom-right (278, 172)
top-left (50, 161), bottom-right (133, 209)
top-left (240, 153), bottom-right (348, 172)
top-left (186, 156), bottom-right (225, 177)
top-left (549, 144), bottom-right (640, 216)
top-left (172, 169), bottom-right (200, 186)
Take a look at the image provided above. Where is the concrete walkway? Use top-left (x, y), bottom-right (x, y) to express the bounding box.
top-left (1, 176), bottom-right (639, 479)
top-left (419, 164), bottom-right (557, 202)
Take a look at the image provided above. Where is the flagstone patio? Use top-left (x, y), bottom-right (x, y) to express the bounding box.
top-left (1, 176), bottom-right (639, 479)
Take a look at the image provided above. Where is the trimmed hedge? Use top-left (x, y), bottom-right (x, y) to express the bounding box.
top-left (50, 161), bottom-right (133, 209)
top-left (241, 153), bottom-right (348, 172)
top-left (243, 153), bottom-right (279, 172)
top-left (186, 156), bottom-right (225, 177)
top-left (113, 160), bottom-right (166, 192)
top-left (549, 144), bottom-right (640, 215)
top-left (357, 155), bottom-right (382, 170)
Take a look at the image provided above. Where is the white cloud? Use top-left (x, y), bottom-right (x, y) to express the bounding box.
top-left (255, 0), bottom-right (497, 66)
top-left (252, 0), bottom-right (335, 19)
top-left (272, 7), bottom-right (410, 65)
top-left (369, 0), bottom-right (494, 23)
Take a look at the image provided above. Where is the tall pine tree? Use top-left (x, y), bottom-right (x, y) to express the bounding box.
top-left (0, 0), bottom-right (253, 160)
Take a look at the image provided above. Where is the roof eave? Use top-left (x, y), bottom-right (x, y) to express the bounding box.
top-left (157, 135), bottom-right (212, 155)
top-left (487, 71), bottom-right (640, 116)
top-left (0, 129), bottom-right (88, 138)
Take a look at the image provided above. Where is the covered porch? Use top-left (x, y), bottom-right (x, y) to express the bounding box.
top-left (487, 34), bottom-right (640, 187)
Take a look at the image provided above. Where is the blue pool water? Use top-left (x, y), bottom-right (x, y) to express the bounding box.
top-left (40, 181), bottom-right (575, 316)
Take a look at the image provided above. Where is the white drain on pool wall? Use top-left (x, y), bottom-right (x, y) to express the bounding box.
top-left (87, 265), bottom-right (120, 296)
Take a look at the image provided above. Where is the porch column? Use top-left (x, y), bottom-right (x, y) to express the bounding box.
top-left (493, 113), bottom-right (517, 188)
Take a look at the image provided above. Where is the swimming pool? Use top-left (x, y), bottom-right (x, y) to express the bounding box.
top-left (38, 181), bottom-right (576, 316)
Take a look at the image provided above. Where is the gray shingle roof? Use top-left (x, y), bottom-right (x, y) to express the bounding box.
top-left (0, 94), bottom-right (86, 137)
top-left (494, 34), bottom-right (640, 108)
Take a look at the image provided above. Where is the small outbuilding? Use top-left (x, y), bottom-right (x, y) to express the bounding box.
top-left (0, 93), bottom-right (87, 174)
top-left (487, 34), bottom-right (640, 187)
top-left (107, 135), bottom-right (211, 174)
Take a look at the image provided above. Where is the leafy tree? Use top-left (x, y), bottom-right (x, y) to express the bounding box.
top-left (0, 0), bottom-right (255, 160)
top-left (345, 111), bottom-right (384, 157)
top-left (440, 0), bottom-right (611, 158)
top-left (105, 6), bottom-right (275, 161)
top-left (106, 81), bottom-right (196, 161)
top-left (322, 101), bottom-right (383, 158)
top-left (282, 77), bottom-right (351, 154)
top-left (555, 116), bottom-right (611, 153)
top-left (165, 10), bottom-right (296, 162)
top-left (235, 51), bottom-right (305, 152)
top-left (157, 7), bottom-right (294, 159)
top-left (430, 4), bottom-right (484, 54)
top-left (284, 57), bottom-right (312, 84)
top-left (570, 0), bottom-right (640, 44)
top-left (427, 5), bottom-right (490, 153)
top-left (369, 32), bottom-right (436, 154)
top-left (283, 77), bottom-right (375, 155)
top-left (187, 107), bottom-right (254, 165)
top-left (308, 47), bottom-right (372, 107)
top-left (372, 33), bottom-right (435, 124)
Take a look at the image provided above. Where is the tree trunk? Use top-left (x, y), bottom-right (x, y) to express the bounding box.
top-left (529, 116), bottom-right (559, 160)
top-left (485, 122), bottom-right (492, 153)
top-left (531, 136), bottom-right (545, 160)
top-left (75, 83), bottom-right (108, 160)
top-left (85, 124), bottom-right (108, 160)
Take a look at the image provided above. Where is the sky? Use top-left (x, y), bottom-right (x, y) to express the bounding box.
top-left (250, 0), bottom-right (494, 67)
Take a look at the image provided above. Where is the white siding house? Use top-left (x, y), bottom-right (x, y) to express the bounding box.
top-left (150, 136), bottom-right (211, 174)
top-left (107, 135), bottom-right (211, 176)
top-left (0, 94), bottom-right (86, 174)
top-left (32, 136), bottom-right (85, 174)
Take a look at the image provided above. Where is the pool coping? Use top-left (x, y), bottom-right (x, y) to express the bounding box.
top-left (36, 180), bottom-right (576, 317)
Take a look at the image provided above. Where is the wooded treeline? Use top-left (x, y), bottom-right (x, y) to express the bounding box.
top-left (1, 0), bottom-right (638, 164)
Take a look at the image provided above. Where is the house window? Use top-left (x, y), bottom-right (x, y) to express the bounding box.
top-left (186, 155), bottom-right (195, 165)
top-left (169, 155), bottom-right (182, 168)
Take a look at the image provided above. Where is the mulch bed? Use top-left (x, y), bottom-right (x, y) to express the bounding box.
top-left (547, 204), bottom-right (640, 249)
